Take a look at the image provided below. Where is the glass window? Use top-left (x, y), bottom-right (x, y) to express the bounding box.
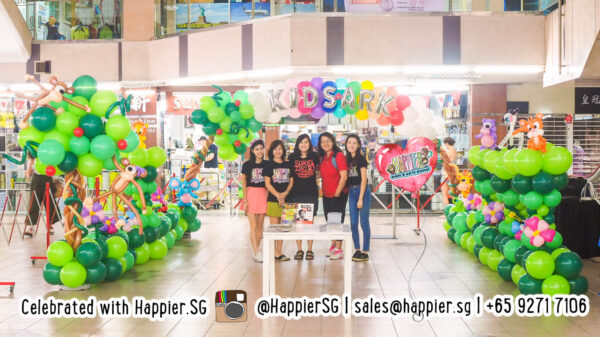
top-left (16, 0), bottom-right (122, 40)
top-left (273, 0), bottom-right (316, 15)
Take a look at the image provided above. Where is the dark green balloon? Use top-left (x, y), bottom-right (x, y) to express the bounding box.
top-left (128, 248), bottom-right (137, 262)
top-left (481, 227), bottom-right (499, 249)
top-left (447, 212), bottom-right (458, 226)
top-left (555, 252), bottom-right (583, 280)
top-left (43, 263), bottom-right (62, 285)
top-left (568, 276), bottom-right (589, 295)
top-left (144, 226), bottom-right (159, 243)
top-left (103, 258), bottom-right (123, 281)
top-left (144, 193), bottom-right (152, 203)
top-left (58, 151), bottom-right (78, 173)
top-left (190, 109), bottom-right (209, 125)
top-left (142, 166), bottom-right (158, 183)
top-left (31, 107), bottom-right (56, 132)
top-left (490, 175), bottom-right (511, 193)
top-left (494, 234), bottom-right (507, 251)
top-left (497, 259), bottom-right (515, 281)
top-left (75, 242), bottom-right (102, 267)
top-left (158, 216), bottom-right (171, 237)
top-left (512, 174), bottom-right (532, 194)
top-left (85, 262), bottom-right (107, 284)
top-left (123, 251), bottom-right (135, 271)
top-left (165, 212), bottom-right (179, 230)
top-left (224, 103), bottom-right (238, 115)
top-left (543, 214), bottom-right (555, 225)
top-left (79, 114), bottom-right (104, 139)
top-left (552, 173), bottom-right (569, 191)
top-left (95, 236), bottom-right (109, 260)
top-left (202, 122), bottom-right (219, 136)
top-left (521, 249), bottom-right (536, 269)
top-left (114, 230), bottom-right (129, 246)
top-left (246, 118), bottom-right (263, 132)
top-left (473, 244), bottom-right (483, 258)
top-left (518, 274), bottom-right (543, 294)
top-left (471, 166), bottom-right (490, 181)
top-left (443, 205), bottom-right (452, 217)
top-left (532, 172), bottom-right (554, 194)
top-left (72, 75), bottom-right (98, 100)
top-left (447, 227), bottom-right (457, 242)
top-left (181, 205), bottom-right (198, 223)
top-left (188, 218), bottom-right (201, 232)
top-left (234, 143), bottom-right (247, 155)
top-left (127, 228), bottom-right (145, 248)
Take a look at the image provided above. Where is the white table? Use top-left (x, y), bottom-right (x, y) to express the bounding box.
top-left (262, 224), bottom-right (353, 297)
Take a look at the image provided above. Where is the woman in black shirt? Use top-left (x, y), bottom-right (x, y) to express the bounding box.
top-left (288, 134), bottom-right (319, 260)
top-left (241, 139), bottom-right (267, 263)
top-left (264, 140), bottom-right (294, 261)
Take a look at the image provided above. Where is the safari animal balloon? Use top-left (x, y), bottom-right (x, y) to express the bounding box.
top-left (512, 113), bottom-right (547, 153)
top-left (132, 121), bottom-right (148, 149)
top-left (499, 108), bottom-right (524, 149)
top-left (475, 119), bottom-right (497, 149)
top-left (456, 170), bottom-right (474, 199)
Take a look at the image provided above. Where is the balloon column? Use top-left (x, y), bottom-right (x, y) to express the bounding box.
top-left (189, 86), bottom-right (260, 161)
top-left (4, 74), bottom-right (191, 288)
top-left (443, 115), bottom-right (587, 296)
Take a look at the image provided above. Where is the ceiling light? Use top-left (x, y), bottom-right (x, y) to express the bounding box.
top-left (473, 65), bottom-right (544, 74)
top-left (403, 65), bottom-right (470, 74)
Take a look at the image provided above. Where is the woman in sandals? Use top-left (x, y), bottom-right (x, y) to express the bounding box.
top-left (264, 140), bottom-right (293, 261)
top-left (241, 139), bottom-right (268, 262)
top-left (288, 134), bottom-right (319, 261)
top-left (24, 154), bottom-right (60, 237)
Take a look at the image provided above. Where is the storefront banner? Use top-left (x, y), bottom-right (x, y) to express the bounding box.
top-left (344, 0), bottom-right (445, 13)
top-left (575, 87), bottom-right (600, 114)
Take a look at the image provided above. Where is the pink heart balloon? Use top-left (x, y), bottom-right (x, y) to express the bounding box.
top-left (374, 138), bottom-right (438, 193)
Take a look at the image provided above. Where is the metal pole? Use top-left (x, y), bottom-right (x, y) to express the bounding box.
top-left (391, 125), bottom-right (397, 239)
top-left (558, 0), bottom-right (562, 75)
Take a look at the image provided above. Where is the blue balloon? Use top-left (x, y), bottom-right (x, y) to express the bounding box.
top-left (335, 78), bottom-right (348, 89)
top-left (322, 81), bottom-right (337, 113)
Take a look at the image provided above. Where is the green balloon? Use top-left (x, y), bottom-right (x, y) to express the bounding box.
top-left (105, 115), bottom-right (131, 141)
top-left (525, 251), bottom-right (555, 279)
top-left (190, 109), bottom-right (209, 125)
top-left (90, 91), bottom-right (118, 118)
top-left (478, 247), bottom-right (493, 265)
top-left (135, 243), bottom-right (150, 264)
top-left (165, 212), bottom-right (179, 229)
top-left (103, 156), bottom-right (117, 170)
top-left (503, 240), bottom-right (522, 263)
top-left (229, 110), bottom-right (242, 123)
top-left (188, 218), bottom-right (201, 232)
top-left (181, 205), bottom-right (198, 223)
top-left (103, 258), bottom-right (123, 281)
top-left (500, 190), bottom-right (517, 207)
top-left (453, 230), bottom-right (463, 244)
top-left (31, 107), bottom-right (56, 132)
top-left (490, 175), bottom-right (510, 193)
top-left (216, 91), bottom-right (232, 107)
top-left (523, 191), bottom-right (544, 210)
top-left (551, 247), bottom-right (570, 260)
top-left (56, 111), bottom-right (80, 135)
top-left (72, 75), bottom-right (97, 100)
top-left (38, 139), bottom-right (66, 166)
top-left (141, 166), bottom-right (157, 183)
top-left (59, 261), bottom-right (87, 288)
top-left (174, 225), bottom-right (184, 240)
top-left (149, 240), bottom-right (168, 259)
top-left (207, 106), bottom-right (225, 123)
top-left (164, 232), bottom-right (176, 248)
top-left (43, 130), bottom-right (70, 151)
top-left (90, 135), bottom-right (117, 160)
top-left (466, 235), bottom-right (476, 253)
top-left (43, 263), bottom-right (62, 285)
top-left (467, 146), bottom-right (481, 166)
top-left (68, 96), bottom-right (90, 117)
top-left (118, 257), bottom-right (128, 274)
top-left (247, 118), bottom-right (262, 132)
top-left (475, 210), bottom-right (485, 223)
top-left (473, 225), bottom-right (487, 246)
top-left (69, 136), bottom-right (90, 156)
top-left (511, 264), bottom-right (527, 285)
top-left (147, 146), bottom-right (167, 167)
top-left (147, 213), bottom-right (160, 228)
top-left (568, 276), bottom-right (589, 295)
top-left (552, 173), bottom-right (569, 191)
top-left (486, 250), bottom-right (503, 271)
top-left (57, 151), bottom-right (78, 173)
top-left (502, 148), bottom-right (519, 176)
top-left (79, 114), bottom-right (104, 139)
top-left (127, 227), bottom-right (146, 248)
top-left (473, 244), bottom-right (483, 258)
top-left (47, 241), bottom-right (74, 267)
top-left (493, 158), bottom-right (514, 180)
top-left (234, 143), bottom-right (247, 155)
top-left (199, 96), bottom-right (216, 111)
top-left (511, 174), bottom-right (532, 194)
top-left (123, 250), bottom-right (135, 271)
top-left (218, 143), bottom-right (235, 161)
top-left (542, 275), bottom-right (570, 295)
top-left (518, 274), bottom-right (543, 294)
top-left (532, 172), bottom-right (554, 194)
top-left (475, 179), bottom-right (493, 196)
top-left (446, 227), bottom-right (457, 242)
top-left (18, 126), bottom-right (46, 148)
top-left (497, 258), bottom-right (515, 281)
top-left (239, 104), bottom-right (255, 119)
top-left (86, 262), bottom-right (107, 284)
top-left (78, 153), bottom-right (103, 177)
top-left (555, 251), bottom-right (583, 279)
top-left (460, 232), bottom-right (471, 249)
top-left (157, 217), bottom-right (170, 237)
top-left (476, 149), bottom-right (490, 167)
top-left (481, 227), bottom-right (499, 249)
top-left (482, 151), bottom-right (502, 174)
top-left (543, 189), bottom-right (562, 208)
top-left (514, 149), bottom-right (542, 177)
top-left (233, 90), bottom-right (249, 105)
top-left (201, 122), bottom-right (218, 136)
top-left (123, 131), bottom-right (140, 153)
top-left (144, 226), bottom-right (159, 243)
top-left (465, 212), bottom-right (477, 229)
top-left (219, 117), bottom-right (233, 131)
top-left (75, 242), bottom-right (102, 267)
top-left (178, 218), bottom-right (189, 232)
top-left (471, 166), bottom-right (490, 181)
top-left (546, 231), bottom-right (563, 250)
top-left (106, 236), bottom-right (128, 259)
top-left (542, 146), bottom-right (573, 175)
top-left (129, 148), bottom-right (148, 167)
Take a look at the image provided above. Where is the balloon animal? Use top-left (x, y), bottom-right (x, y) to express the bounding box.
top-left (512, 113), bottom-right (547, 153)
top-left (475, 118), bottom-right (498, 150)
top-left (183, 136), bottom-right (213, 182)
top-left (499, 108), bottom-right (524, 149)
top-left (169, 178), bottom-right (201, 207)
top-left (131, 121), bottom-right (148, 149)
top-left (456, 170), bottom-right (474, 199)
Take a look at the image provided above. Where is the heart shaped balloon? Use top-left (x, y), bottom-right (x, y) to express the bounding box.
top-left (374, 137), bottom-right (438, 193)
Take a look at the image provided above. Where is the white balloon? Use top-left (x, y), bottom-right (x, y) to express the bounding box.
top-left (267, 113), bottom-right (281, 123)
top-left (419, 107), bottom-right (434, 121)
top-left (410, 96), bottom-right (427, 109)
top-left (403, 106), bottom-right (419, 122)
top-left (254, 106), bottom-right (270, 122)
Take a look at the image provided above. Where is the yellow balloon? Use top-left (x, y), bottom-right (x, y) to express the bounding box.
top-left (361, 80), bottom-right (374, 90)
top-left (356, 110), bottom-right (369, 121)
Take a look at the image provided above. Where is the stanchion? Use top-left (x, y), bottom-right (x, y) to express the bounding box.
top-left (30, 183), bottom-right (51, 265)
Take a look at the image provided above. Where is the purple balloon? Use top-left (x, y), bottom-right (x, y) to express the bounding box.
top-left (311, 106), bottom-right (326, 119)
top-left (311, 77), bottom-right (324, 91)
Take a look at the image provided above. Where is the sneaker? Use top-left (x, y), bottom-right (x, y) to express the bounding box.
top-left (352, 251), bottom-right (361, 260)
top-left (353, 252), bottom-right (369, 262)
top-left (254, 252), bottom-right (263, 263)
top-left (275, 254), bottom-right (290, 261)
top-left (326, 243), bottom-right (336, 257)
top-left (330, 248), bottom-right (343, 260)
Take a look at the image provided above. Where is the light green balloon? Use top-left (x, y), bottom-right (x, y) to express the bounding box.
top-left (147, 146), bottom-right (167, 168)
top-left (69, 136), bottom-right (90, 156)
top-left (105, 115), bottom-right (131, 141)
top-left (123, 131), bottom-right (140, 153)
top-left (90, 91), bottom-right (118, 118)
top-left (44, 130), bottom-right (71, 151)
top-left (56, 112), bottom-right (80, 135)
top-left (78, 153), bottom-right (104, 177)
top-left (129, 147), bottom-right (148, 167)
top-left (67, 96), bottom-right (89, 117)
top-left (18, 126), bottom-right (46, 148)
top-left (59, 261), bottom-right (87, 288)
top-left (239, 104), bottom-right (255, 119)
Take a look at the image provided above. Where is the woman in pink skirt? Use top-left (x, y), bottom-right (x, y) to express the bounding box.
top-left (241, 139), bottom-right (268, 262)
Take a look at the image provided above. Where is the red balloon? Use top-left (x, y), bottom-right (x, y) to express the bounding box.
top-left (376, 114), bottom-right (391, 126)
top-left (216, 129), bottom-right (223, 135)
top-left (117, 140), bottom-right (127, 150)
top-left (395, 95), bottom-right (411, 112)
top-left (46, 165), bottom-right (56, 176)
top-left (234, 140), bottom-right (241, 147)
top-left (389, 111), bottom-right (404, 126)
top-left (73, 127), bottom-right (84, 137)
top-left (234, 100), bottom-right (241, 107)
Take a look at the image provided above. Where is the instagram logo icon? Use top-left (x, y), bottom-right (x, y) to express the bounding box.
top-left (215, 290), bottom-right (247, 322)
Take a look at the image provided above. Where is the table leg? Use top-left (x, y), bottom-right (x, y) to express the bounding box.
top-left (343, 238), bottom-right (352, 297)
top-left (262, 237), bottom-right (271, 297)
top-left (269, 240), bottom-right (275, 295)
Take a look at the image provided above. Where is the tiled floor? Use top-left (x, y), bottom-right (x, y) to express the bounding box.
top-left (0, 210), bottom-right (599, 337)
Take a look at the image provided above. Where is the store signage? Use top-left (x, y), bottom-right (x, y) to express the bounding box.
top-left (345, 0), bottom-right (445, 13)
top-left (575, 87), bottom-right (600, 114)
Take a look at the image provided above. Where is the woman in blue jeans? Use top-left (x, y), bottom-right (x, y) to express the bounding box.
top-left (345, 134), bottom-right (371, 262)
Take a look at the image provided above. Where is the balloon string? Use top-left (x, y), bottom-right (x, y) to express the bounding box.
top-left (105, 95), bottom-right (132, 119)
top-left (2, 141), bottom-right (39, 165)
top-left (64, 183), bottom-right (88, 237)
top-left (230, 123), bottom-right (249, 138)
top-left (211, 85), bottom-right (223, 104)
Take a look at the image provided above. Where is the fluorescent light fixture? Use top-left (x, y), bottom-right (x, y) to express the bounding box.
top-left (167, 67), bottom-right (294, 86)
top-left (473, 65), bottom-right (544, 74)
top-left (125, 89), bottom-right (156, 96)
top-left (97, 82), bottom-right (121, 91)
top-left (403, 65), bottom-right (470, 74)
top-left (330, 66), bottom-right (402, 75)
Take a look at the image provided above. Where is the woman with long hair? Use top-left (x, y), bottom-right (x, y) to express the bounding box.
top-left (345, 134), bottom-right (371, 262)
top-left (288, 134), bottom-right (319, 260)
top-left (264, 140), bottom-right (293, 261)
top-left (318, 132), bottom-right (348, 260)
top-left (240, 139), bottom-right (267, 262)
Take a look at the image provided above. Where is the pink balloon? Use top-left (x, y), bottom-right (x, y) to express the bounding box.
top-left (288, 108), bottom-right (301, 119)
top-left (374, 138), bottom-right (438, 193)
top-left (297, 81), bottom-right (313, 114)
top-left (376, 113), bottom-right (391, 126)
